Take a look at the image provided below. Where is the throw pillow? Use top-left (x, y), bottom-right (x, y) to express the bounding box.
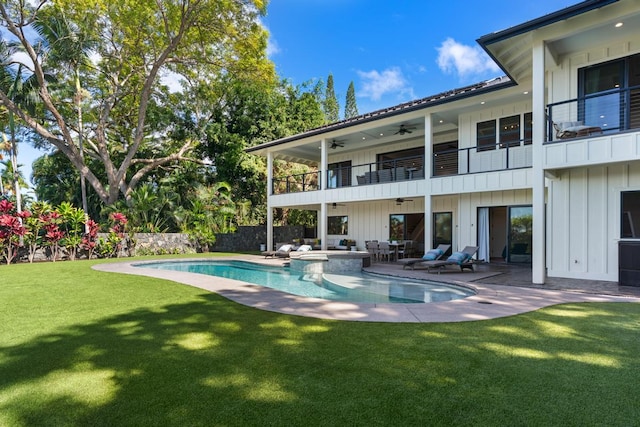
top-left (446, 251), bottom-right (470, 265)
top-left (422, 249), bottom-right (443, 260)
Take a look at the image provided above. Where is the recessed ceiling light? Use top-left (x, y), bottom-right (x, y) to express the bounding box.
top-left (615, 22), bottom-right (623, 28)
top-left (480, 101), bottom-right (486, 105)
top-left (380, 133), bottom-right (384, 136)
top-left (439, 120), bottom-right (443, 123)
top-left (523, 91), bottom-right (529, 95)
top-left (362, 137), bottom-right (366, 140)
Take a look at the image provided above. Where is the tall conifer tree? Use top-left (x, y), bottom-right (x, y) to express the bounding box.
top-left (323, 73), bottom-right (340, 123)
top-left (344, 81), bottom-right (359, 119)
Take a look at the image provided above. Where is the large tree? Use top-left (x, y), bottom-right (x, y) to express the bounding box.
top-left (323, 73), bottom-right (339, 123)
top-left (344, 80), bottom-right (358, 119)
top-left (0, 0), bottom-right (274, 206)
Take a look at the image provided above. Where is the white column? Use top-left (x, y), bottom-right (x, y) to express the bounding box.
top-left (319, 139), bottom-right (328, 249)
top-left (266, 152), bottom-right (274, 251)
top-left (423, 113), bottom-right (433, 252)
top-left (532, 39), bottom-right (547, 284)
top-left (320, 138), bottom-right (328, 190)
top-left (319, 203), bottom-right (327, 250)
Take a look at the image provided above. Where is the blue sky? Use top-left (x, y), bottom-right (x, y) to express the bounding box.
top-left (16, 0), bottom-right (578, 188)
top-left (263, 0), bottom-right (577, 115)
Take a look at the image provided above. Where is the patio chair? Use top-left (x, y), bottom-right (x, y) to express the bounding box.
top-left (420, 246), bottom-right (479, 274)
top-left (364, 171), bottom-right (378, 184)
top-left (553, 121), bottom-right (602, 139)
top-left (262, 243), bottom-right (293, 258)
top-left (377, 241), bottom-right (391, 262)
top-left (366, 241), bottom-right (379, 262)
top-left (396, 240), bottom-right (414, 259)
top-left (398, 244), bottom-right (451, 270)
top-left (378, 169), bottom-right (392, 183)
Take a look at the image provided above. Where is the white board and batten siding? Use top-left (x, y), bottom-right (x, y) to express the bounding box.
top-left (546, 162), bottom-right (640, 282)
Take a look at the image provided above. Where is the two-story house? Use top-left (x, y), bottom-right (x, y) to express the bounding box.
top-left (247, 0), bottom-right (640, 286)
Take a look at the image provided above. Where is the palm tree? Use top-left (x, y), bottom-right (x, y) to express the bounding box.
top-left (33, 7), bottom-right (98, 230)
top-left (0, 38), bottom-right (40, 214)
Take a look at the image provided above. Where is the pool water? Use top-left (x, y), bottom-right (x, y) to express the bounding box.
top-left (139, 260), bottom-right (475, 304)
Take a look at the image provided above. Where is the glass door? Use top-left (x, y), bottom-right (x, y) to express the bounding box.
top-left (433, 212), bottom-right (452, 255)
top-left (507, 206), bottom-right (532, 263)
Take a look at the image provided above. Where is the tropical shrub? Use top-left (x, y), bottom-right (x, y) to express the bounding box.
top-left (0, 199), bottom-right (28, 264)
top-left (42, 211), bottom-right (64, 262)
top-left (96, 212), bottom-right (129, 258)
top-left (57, 202), bottom-right (85, 261)
top-left (23, 202), bottom-right (52, 263)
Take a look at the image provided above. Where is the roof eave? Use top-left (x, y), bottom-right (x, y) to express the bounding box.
top-left (246, 78), bottom-right (515, 154)
top-left (477, 0), bottom-right (619, 47)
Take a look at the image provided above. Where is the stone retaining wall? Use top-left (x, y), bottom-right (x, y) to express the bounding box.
top-left (211, 225), bottom-right (304, 252)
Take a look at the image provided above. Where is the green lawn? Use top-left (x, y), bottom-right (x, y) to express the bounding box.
top-left (1, 255), bottom-right (639, 426)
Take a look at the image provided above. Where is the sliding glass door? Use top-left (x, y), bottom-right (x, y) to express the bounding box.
top-left (508, 206), bottom-right (532, 263)
top-left (433, 212), bottom-right (452, 255)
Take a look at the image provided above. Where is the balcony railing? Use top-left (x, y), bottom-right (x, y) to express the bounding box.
top-left (432, 139), bottom-right (532, 177)
top-left (547, 85), bottom-right (640, 141)
top-left (271, 142), bottom-right (536, 194)
top-left (272, 171), bottom-right (320, 195)
top-left (327, 155), bottom-right (425, 189)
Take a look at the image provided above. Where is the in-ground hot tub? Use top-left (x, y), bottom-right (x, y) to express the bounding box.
top-left (289, 251), bottom-right (371, 274)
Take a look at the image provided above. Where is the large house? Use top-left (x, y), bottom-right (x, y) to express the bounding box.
top-left (247, 0), bottom-right (640, 286)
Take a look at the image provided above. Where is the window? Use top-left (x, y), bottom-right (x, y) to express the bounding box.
top-left (433, 212), bottom-right (452, 255)
top-left (477, 120), bottom-right (496, 151)
top-left (499, 115), bottom-right (520, 148)
top-left (390, 215), bottom-right (405, 242)
top-left (433, 141), bottom-right (458, 176)
top-left (377, 147), bottom-right (425, 180)
top-left (328, 216), bottom-right (348, 235)
top-left (579, 53), bottom-right (640, 133)
top-left (621, 191), bottom-right (640, 238)
top-left (523, 112), bottom-right (533, 145)
top-left (389, 213), bottom-right (425, 241)
top-left (328, 161), bottom-right (351, 189)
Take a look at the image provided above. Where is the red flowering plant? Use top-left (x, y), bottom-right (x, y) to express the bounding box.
top-left (81, 218), bottom-right (100, 259)
top-left (42, 211), bottom-right (65, 262)
top-left (0, 199), bottom-right (28, 265)
top-left (22, 202), bottom-right (52, 263)
top-left (97, 212), bottom-right (128, 258)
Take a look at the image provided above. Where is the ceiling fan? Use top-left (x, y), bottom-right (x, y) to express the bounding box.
top-left (395, 198), bottom-right (413, 205)
top-left (332, 202), bottom-right (346, 209)
top-left (394, 124), bottom-right (415, 135)
top-left (330, 139), bottom-right (345, 149)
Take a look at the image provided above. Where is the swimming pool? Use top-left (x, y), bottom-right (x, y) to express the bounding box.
top-left (138, 260), bottom-right (475, 304)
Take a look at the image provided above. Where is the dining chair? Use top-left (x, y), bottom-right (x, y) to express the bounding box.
top-left (377, 241), bottom-right (391, 262)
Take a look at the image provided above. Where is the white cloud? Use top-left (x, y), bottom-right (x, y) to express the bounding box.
top-left (436, 37), bottom-right (500, 78)
top-left (266, 36), bottom-right (280, 57)
top-left (356, 67), bottom-right (414, 101)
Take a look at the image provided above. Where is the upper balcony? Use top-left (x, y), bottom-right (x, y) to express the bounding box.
top-left (272, 139), bottom-right (533, 196)
top-left (545, 85), bottom-right (640, 169)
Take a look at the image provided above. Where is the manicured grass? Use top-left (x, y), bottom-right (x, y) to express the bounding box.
top-left (1, 255), bottom-right (639, 426)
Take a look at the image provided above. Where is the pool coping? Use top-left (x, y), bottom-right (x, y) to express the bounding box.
top-left (92, 256), bottom-right (640, 323)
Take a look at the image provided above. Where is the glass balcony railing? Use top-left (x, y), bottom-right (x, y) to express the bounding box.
top-left (547, 85), bottom-right (640, 141)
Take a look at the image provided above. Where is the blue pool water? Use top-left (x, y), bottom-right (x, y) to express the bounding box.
top-left (138, 260), bottom-right (475, 304)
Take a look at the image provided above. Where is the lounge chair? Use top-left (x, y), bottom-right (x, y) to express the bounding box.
top-left (421, 246), bottom-right (479, 273)
top-left (262, 244), bottom-right (293, 258)
top-left (398, 244), bottom-right (451, 270)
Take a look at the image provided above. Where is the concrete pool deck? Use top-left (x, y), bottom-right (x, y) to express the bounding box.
top-left (93, 255), bottom-right (640, 323)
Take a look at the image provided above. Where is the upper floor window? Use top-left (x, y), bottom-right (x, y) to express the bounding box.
top-left (328, 161), bottom-right (351, 189)
top-left (499, 115), bottom-right (520, 148)
top-left (579, 53), bottom-right (640, 133)
top-left (477, 120), bottom-right (496, 151)
top-left (523, 112), bottom-right (533, 145)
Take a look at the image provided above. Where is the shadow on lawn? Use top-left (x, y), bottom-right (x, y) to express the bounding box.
top-left (0, 294), bottom-right (639, 426)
